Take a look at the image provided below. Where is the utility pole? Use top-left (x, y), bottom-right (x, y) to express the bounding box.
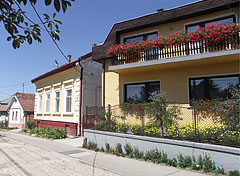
top-left (23, 83), bottom-right (24, 93)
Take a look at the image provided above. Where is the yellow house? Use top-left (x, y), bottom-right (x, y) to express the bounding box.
top-left (31, 53), bottom-right (102, 136)
top-left (92, 0), bottom-right (239, 123)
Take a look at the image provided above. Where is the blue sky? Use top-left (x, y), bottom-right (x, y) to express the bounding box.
top-left (0, 0), bottom-right (197, 100)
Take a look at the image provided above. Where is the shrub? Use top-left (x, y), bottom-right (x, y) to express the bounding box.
top-left (115, 122), bottom-right (130, 134)
top-left (145, 92), bottom-right (180, 133)
top-left (229, 170), bottom-right (240, 176)
top-left (22, 127), bottom-right (67, 139)
top-left (27, 121), bottom-right (35, 129)
top-left (124, 143), bottom-right (133, 157)
top-left (166, 157), bottom-right (178, 167)
top-left (133, 146), bottom-right (144, 159)
top-left (105, 143), bottom-right (111, 153)
top-left (87, 141), bottom-right (98, 151)
top-left (130, 123), bottom-right (143, 135)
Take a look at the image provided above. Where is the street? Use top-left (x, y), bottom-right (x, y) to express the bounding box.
top-left (0, 132), bottom-right (119, 176)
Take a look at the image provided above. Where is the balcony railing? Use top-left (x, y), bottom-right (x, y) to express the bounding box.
top-left (111, 33), bottom-right (240, 66)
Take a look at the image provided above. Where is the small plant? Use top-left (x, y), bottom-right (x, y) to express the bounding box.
top-left (27, 121), bottom-right (35, 129)
top-left (124, 143), bottom-right (134, 158)
top-left (161, 151), bottom-right (168, 163)
top-left (228, 170), bottom-right (240, 176)
top-left (115, 143), bottom-right (124, 156)
top-left (216, 164), bottom-right (225, 174)
top-left (87, 141), bottom-right (98, 151)
top-left (177, 154), bottom-right (192, 168)
top-left (105, 143), bottom-right (111, 153)
top-left (133, 146), bottom-right (144, 159)
top-left (100, 147), bottom-right (104, 152)
top-left (202, 152), bottom-right (215, 172)
top-left (166, 157), bottom-right (178, 167)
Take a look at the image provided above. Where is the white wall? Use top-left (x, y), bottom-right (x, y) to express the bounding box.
top-left (81, 57), bottom-right (102, 115)
top-left (8, 97), bottom-right (24, 128)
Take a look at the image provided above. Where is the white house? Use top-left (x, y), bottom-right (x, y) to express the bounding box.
top-left (8, 93), bottom-right (35, 128)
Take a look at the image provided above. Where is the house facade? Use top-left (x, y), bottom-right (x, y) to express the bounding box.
top-left (31, 53), bottom-right (102, 136)
top-left (8, 93), bottom-right (35, 128)
top-left (0, 97), bottom-right (12, 127)
top-left (92, 0), bottom-right (239, 113)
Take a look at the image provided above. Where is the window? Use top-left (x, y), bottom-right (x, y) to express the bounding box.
top-left (45, 92), bottom-right (50, 113)
top-left (186, 15), bottom-right (236, 32)
top-left (54, 90), bottom-right (60, 113)
top-left (38, 94), bottom-right (42, 112)
top-left (15, 111), bottom-right (18, 121)
top-left (12, 111), bottom-right (14, 121)
top-left (124, 81), bottom-right (160, 103)
top-left (123, 32), bottom-right (158, 44)
top-left (65, 88), bottom-right (72, 113)
top-left (189, 74), bottom-right (240, 101)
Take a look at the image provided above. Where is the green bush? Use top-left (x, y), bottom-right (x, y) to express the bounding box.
top-left (22, 127), bottom-right (67, 139)
top-left (27, 121), bottom-right (35, 129)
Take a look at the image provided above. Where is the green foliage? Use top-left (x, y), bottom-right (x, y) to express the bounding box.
top-left (130, 123), bottom-right (143, 135)
top-left (0, 0), bottom-right (74, 48)
top-left (22, 127), bottom-right (67, 139)
top-left (145, 92), bottom-right (181, 133)
top-left (87, 141), bottom-right (98, 151)
top-left (105, 143), bottom-right (111, 153)
top-left (193, 85), bottom-right (240, 131)
top-left (124, 143), bottom-right (134, 157)
top-left (166, 157), bottom-right (178, 167)
top-left (115, 122), bottom-right (131, 134)
top-left (229, 170), bottom-right (240, 176)
top-left (27, 121), bottom-right (35, 129)
top-left (133, 146), bottom-right (144, 159)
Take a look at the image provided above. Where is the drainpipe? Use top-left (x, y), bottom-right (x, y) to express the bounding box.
top-left (76, 58), bottom-right (83, 136)
top-left (95, 86), bottom-right (102, 107)
top-left (102, 60), bottom-right (105, 107)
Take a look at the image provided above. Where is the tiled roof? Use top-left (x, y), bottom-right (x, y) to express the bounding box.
top-left (31, 52), bottom-right (92, 83)
top-left (0, 105), bottom-right (8, 112)
top-left (15, 93), bottom-right (35, 112)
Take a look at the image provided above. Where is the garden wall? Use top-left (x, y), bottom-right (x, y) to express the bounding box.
top-left (84, 129), bottom-right (240, 171)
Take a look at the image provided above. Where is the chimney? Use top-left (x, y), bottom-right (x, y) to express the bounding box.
top-left (92, 43), bottom-right (97, 47)
top-left (157, 8), bottom-right (164, 12)
top-left (67, 55), bottom-right (71, 63)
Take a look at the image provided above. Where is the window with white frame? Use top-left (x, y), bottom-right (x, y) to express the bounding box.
top-left (54, 90), bottom-right (60, 113)
top-left (45, 92), bottom-right (50, 113)
top-left (38, 93), bottom-right (42, 112)
top-left (65, 87), bottom-right (72, 113)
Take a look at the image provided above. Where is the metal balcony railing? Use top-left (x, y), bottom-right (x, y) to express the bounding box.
top-left (111, 33), bottom-right (240, 66)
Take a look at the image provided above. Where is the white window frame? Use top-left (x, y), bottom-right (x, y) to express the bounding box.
top-left (45, 91), bottom-right (51, 113)
top-left (64, 86), bottom-right (72, 114)
top-left (53, 89), bottom-right (60, 114)
top-left (38, 93), bottom-right (43, 113)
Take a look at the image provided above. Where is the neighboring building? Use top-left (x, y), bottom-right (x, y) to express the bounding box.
top-left (92, 0), bottom-right (239, 110)
top-left (31, 53), bottom-right (102, 136)
top-left (0, 97), bottom-right (12, 127)
top-left (8, 93), bottom-right (35, 128)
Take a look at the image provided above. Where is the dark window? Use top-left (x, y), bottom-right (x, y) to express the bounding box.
top-left (186, 15), bottom-right (236, 32)
top-left (125, 81), bottom-right (160, 103)
top-left (189, 74), bottom-right (240, 101)
top-left (124, 32), bottom-right (158, 44)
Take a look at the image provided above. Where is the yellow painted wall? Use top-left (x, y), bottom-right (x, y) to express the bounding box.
top-left (34, 67), bottom-right (80, 123)
top-left (104, 55), bottom-right (239, 124)
top-left (120, 8), bottom-right (239, 43)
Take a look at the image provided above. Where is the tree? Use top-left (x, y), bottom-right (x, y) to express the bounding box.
top-left (0, 0), bottom-right (74, 49)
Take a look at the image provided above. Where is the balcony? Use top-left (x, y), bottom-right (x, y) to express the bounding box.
top-left (111, 33), bottom-right (239, 66)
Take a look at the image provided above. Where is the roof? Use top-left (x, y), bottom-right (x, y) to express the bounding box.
top-left (15, 93), bottom-right (35, 112)
top-left (31, 52), bottom-right (92, 83)
top-left (92, 0), bottom-right (239, 61)
top-left (0, 96), bottom-right (13, 104)
top-left (0, 105), bottom-right (8, 112)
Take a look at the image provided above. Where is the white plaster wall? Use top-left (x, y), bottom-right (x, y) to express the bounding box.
top-left (8, 97), bottom-right (24, 128)
top-left (81, 57), bottom-right (102, 115)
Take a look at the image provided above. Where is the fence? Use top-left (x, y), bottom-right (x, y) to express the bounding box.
top-left (111, 33), bottom-right (240, 65)
top-left (84, 99), bottom-right (239, 147)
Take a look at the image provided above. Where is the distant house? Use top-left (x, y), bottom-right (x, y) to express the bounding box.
top-left (0, 97), bottom-right (12, 127)
top-left (8, 93), bottom-right (35, 128)
top-left (31, 52), bottom-right (102, 136)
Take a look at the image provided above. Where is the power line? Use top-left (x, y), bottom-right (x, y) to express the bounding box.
top-left (30, 2), bottom-right (81, 74)
top-left (0, 81), bottom-right (31, 89)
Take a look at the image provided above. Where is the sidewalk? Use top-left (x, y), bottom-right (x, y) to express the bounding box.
top-left (0, 130), bottom-right (214, 176)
